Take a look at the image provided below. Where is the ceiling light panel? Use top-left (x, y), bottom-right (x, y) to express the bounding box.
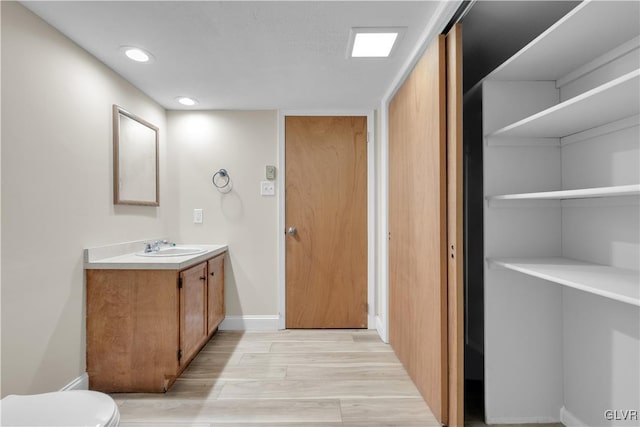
top-left (348, 27), bottom-right (405, 58)
top-left (353, 33), bottom-right (397, 57)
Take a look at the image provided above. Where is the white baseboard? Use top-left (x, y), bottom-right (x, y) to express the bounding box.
top-left (375, 315), bottom-right (388, 343)
top-left (60, 373), bottom-right (89, 391)
top-left (561, 406), bottom-right (588, 427)
top-left (218, 315), bottom-right (280, 331)
top-left (486, 415), bottom-right (560, 425)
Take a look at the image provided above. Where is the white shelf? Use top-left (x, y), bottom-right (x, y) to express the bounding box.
top-left (489, 1), bottom-right (640, 82)
top-left (488, 69), bottom-right (640, 138)
top-left (489, 257), bottom-right (640, 307)
top-left (488, 184), bottom-right (640, 202)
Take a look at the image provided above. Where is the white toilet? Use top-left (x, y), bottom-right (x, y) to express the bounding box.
top-left (1, 390), bottom-right (119, 426)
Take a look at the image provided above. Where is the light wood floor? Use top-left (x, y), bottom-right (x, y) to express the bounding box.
top-left (113, 330), bottom-right (566, 427)
top-left (113, 329), bottom-right (441, 426)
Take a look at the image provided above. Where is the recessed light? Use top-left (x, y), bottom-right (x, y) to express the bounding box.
top-left (352, 33), bottom-right (397, 57)
top-left (120, 46), bottom-right (154, 63)
top-left (176, 97), bottom-right (198, 106)
top-left (348, 27), bottom-right (405, 58)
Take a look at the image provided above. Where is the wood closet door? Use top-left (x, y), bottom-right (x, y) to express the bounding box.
top-left (285, 116), bottom-right (367, 329)
top-left (447, 23), bottom-right (464, 427)
top-left (389, 35), bottom-right (448, 423)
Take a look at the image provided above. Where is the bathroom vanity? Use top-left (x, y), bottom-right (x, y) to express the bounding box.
top-left (84, 242), bottom-right (227, 393)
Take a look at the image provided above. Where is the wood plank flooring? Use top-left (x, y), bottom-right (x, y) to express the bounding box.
top-left (113, 329), bottom-right (565, 427)
top-left (113, 329), bottom-right (441, 426)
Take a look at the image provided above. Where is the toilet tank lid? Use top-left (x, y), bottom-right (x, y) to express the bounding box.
top-left (1, 390), bottom-right (119, 426)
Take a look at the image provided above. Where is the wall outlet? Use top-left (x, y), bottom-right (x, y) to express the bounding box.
top-left (193, 208), bottom-right (203, 224)
top-left (260, 181), bottom-right (275, 196)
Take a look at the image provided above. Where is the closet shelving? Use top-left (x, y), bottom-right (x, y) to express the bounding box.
top-left (487, 183), bottom-right (640, 202)
top-left (482, 0), bottom-right (639, 424)
top-left (488, 257), bottom-right (640, 307)
top-left (488, 2), bottom-right (640, 82)
top-left (488, 69), bottom-right (639, 139)
top-left (484, 0), bottom-right (640, 305)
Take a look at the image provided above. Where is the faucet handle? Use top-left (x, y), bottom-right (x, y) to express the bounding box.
top-left (144, 243), bottom-right (152, 253)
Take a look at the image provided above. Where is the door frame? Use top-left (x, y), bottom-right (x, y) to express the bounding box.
top-left (277, 110), bottom-right (375, 330)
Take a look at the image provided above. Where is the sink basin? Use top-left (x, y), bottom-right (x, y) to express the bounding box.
top-left (136, 247), bottom-right (207, 257)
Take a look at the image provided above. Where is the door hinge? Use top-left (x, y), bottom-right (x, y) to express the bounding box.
top-left (178, 277), bottom-right (183, 289)
top-left (177, 349), bottom-right (182, 362)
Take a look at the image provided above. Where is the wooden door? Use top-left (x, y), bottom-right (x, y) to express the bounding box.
top-left (285, 116), bottom-right (367, 329)
top-left (180, 262), bottom-right (207, 366)
top-left (207, 254), bottom-right (225, 335)
top-left (447, 23), bottom-right (464, 427)
top-left (389, 35), bottom-right (448, 423)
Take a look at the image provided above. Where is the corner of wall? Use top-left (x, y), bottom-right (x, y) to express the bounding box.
top-left (560, 406), bottom-right (588, 427)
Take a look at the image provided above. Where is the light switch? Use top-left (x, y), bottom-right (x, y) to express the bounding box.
top-left (193, 208), bottom-right (203, 224)
top-left (260, 181), bottom-right (275, 196)
top-left (266, 165), bottom-right (276, 180)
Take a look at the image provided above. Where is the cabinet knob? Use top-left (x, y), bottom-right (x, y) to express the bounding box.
top-left (210, 272), bottom-right (215, 276)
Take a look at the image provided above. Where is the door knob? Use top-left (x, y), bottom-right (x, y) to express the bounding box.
top-left (287, 227), bottom-right (297, 236)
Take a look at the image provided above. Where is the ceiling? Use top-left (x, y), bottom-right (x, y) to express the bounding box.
top-left (22, 1), bottom-right (448, 110)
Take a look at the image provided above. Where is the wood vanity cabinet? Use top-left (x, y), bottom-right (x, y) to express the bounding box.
top-left (86, 252), bottom-right (225, 393)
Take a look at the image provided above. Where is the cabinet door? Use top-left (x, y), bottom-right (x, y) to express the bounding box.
top-left (86, 269), bottom-right (180, 392)
top-left (180, 262), bottom-right (207, 366)
top-left (207, 254), bottom-right (225, 335)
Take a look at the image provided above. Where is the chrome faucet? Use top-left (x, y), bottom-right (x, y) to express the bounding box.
top-left (152, 239), bottom-right (169, 251)
top-left (144, 240), bottom-right (170, 253)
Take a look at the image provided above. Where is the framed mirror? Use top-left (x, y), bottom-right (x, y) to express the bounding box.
top-left (113, 105), bottom-right (159, 206)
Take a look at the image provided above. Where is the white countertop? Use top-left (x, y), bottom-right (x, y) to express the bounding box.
top-left (84, 243), bottom-right (228, 270)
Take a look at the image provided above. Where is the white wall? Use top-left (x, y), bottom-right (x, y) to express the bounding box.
top-left (167, 111), bottom-right (278, 318)
top-left (1, 2), bottom-right (175, 396)
top-left (483, 81), bottom-right (564, 423)
top-left (562, 289), bottom-right (640, 427)
top-left (374, 108), bottom-right (387, 339)
top-left (0, 2), bottom-right (3, 394)
top-left (559, 47), bottom-right (640, 427)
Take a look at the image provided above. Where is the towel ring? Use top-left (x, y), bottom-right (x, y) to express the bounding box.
top-left (212, 169), bottom-right (230, 189)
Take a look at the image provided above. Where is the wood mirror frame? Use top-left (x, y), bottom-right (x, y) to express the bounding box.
top-left (113, 105), bottom-right (159, 206)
